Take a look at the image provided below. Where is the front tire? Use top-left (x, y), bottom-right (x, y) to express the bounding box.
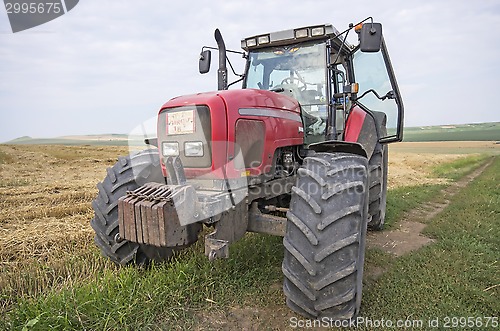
top-left (90, 149), bottom-right (172, 265)
top-left (282, 152), bottom-right (369, 320)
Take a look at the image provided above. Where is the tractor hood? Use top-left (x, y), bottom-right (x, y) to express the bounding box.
top-left (161, 88), bottom-right (300, 113)
top-left (157, 89), bottom-right (304, 180)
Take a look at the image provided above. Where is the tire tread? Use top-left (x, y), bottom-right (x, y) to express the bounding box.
top-left (283, 152), bottom-right (368, 320)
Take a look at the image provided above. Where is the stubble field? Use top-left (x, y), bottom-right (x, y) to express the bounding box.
top-left (0, 142), bottom-right (498, 330)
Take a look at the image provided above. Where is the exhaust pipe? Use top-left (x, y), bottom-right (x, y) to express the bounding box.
top-left (214, 29), bottom-right (228, 90)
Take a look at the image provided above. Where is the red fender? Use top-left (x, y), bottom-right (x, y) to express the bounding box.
top-left (344, 106), bottom-right (366, 142)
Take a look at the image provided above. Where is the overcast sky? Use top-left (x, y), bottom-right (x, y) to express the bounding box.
top-left (1, 0), bottom-right (499, 142)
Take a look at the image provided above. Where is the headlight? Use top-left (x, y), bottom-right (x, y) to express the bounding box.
top-left (311, 27), bottom-right (325, 36)
top-left (246, 38), bottom-right (257, 48)
top-left (184, 141), bottom-right (204, 157)
top-left (162, 142), bottom-right (179, 156)
top-left (257, 35), bottom-right (270, 45)
top-left (295, 28), bottom-right (308, 38)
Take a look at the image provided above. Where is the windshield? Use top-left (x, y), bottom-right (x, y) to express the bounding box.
top-left (245, 41), bottom-right (327, 107)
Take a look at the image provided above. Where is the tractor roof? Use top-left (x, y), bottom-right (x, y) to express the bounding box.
top-left (241, 24), bottom-right (343, 51)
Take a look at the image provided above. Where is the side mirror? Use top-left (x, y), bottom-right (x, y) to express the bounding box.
top-left (359, 23), bottom-right (382, 52)
top-left (199, 50), bottom-right (211, 74)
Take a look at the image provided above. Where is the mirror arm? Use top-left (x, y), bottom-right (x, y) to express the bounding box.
top-left (331, 29), bottom-right (351, 67)
top-left (354, 88), bottom-right (393, 101)
top-left (227, 76), bottom-right (245, 88)
top-left (226, 56), bottom-right (243, 78)
top-left (202, 46), bottom-right (245, 56)
top-left (334, 17), bottom-right (373, 42)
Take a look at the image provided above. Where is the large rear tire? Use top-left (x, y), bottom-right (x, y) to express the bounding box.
top-left (90, 149), bottom-right (173, 265)
top-left (283, 152), bottom-right (369, 320)
top-left (367, 143), bottom-right (388, 230)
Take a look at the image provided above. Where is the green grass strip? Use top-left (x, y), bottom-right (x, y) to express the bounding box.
top-left (433, 154), bottom-right (490, 181)
top-left (361, 156), bottom-right (499, 326)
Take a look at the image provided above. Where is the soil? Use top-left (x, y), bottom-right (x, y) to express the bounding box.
top-left (367, 221), bottom-right (435, 257)
top-left (194, 304), bottom-right (295, 331)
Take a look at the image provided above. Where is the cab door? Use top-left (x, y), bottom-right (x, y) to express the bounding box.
top-left (352, 38), bottom-right (404, 143)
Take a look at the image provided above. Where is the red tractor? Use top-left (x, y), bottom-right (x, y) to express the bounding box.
top-left (91, 18), bottom-right (403, 320)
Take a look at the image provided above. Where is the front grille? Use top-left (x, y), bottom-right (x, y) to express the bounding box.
top-left (158, 105), bottom-right (212, 168)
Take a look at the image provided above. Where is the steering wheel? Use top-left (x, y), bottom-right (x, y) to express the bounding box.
top-left (281, 77), bottom-right (307, 91)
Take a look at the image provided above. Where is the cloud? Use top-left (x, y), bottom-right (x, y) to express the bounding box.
top-left (0, 0), bottom-right (499, 142)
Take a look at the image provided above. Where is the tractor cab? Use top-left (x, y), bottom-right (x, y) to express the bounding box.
top-left (240, 22), bottom-right (404, 145)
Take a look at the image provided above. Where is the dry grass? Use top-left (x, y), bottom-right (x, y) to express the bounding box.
top-left (0, 142), bottom-right (491, 313)
top-left (0, 145), bottom-right (128, 311)
top-left (387, 141), bottom-right (500, 188)
top-left (388, 152), bottom-right (465, 188)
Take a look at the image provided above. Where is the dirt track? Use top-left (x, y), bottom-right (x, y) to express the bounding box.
top-left (368, 158), bottom-right (494, 256)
